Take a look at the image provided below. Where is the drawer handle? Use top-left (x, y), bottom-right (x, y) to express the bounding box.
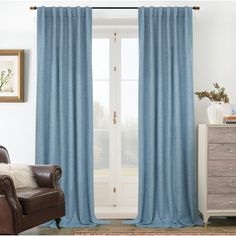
top-left (229, 201), bottom-right (233, 204)
top-left (229, 149), bottom-right (233, 153)
top-left (229, 167), bottom-right (233, 170)
top-left (228, 134), bottom-right (233, 137)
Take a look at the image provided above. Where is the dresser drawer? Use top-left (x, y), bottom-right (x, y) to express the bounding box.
top-left (208, 127), bottom-right (236, 143)
top-left (208, 194), bottom-right (236, 209)
top-left (209, 160), bottom-right (236, 176)
top-left (208, 177), bottom-right (236, 193)
top-left (209, 144), bottom-right (236, 160)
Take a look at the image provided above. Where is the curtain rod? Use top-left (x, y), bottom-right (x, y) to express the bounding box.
top-left (30, 6), bottom-right (200, 10)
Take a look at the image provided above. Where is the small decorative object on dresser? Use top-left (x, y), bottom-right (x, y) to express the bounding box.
top-left (0, 50), bottom-right (24, 102)
top-left (224, 116), bottom-right (236, 124)
top-left (198, 124), bottom-right (236, 227)
top-left (195, 83), bottom-right (229, 124)
top-left (232, 105), bottom-right (236, 116)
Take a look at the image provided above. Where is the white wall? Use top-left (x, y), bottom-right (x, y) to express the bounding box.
top-left (193, 1), bottom-right (236, 124)
top-left (0, 2), bottom-right (37, 163)
top-left (0, 0), bottom-right (236, 163)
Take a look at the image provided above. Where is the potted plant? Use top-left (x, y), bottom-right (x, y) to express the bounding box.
top-left (195, 83), bottom-right (229, 124)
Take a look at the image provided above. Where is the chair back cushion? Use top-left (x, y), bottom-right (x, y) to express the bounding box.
top-left (0, 146), bottom-right (10, 164)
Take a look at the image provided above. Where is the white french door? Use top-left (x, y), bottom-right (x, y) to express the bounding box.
top-left (92, 29), bottom-right (138, 219)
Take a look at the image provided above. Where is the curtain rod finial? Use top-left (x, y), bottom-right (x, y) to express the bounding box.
top-left (30, 6), bottom-right (37, 10)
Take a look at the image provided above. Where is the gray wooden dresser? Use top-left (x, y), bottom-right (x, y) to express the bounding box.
top-left (198, 124), bottom-right (236, 226)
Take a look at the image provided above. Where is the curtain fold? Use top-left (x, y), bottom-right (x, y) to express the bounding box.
top-left (36, 7), bottom-right (105, 227)
top-left (131, 7), bottom-right (202, 227)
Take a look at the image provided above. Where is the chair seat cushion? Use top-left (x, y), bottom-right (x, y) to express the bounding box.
top-left (16, 187), bottom-right (60, 214)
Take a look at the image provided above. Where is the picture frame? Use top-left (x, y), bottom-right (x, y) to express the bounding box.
top-left (0, 50), bottom-right (24, 102)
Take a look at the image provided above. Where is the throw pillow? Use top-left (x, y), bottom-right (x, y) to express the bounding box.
top-left (0, 163), bottom-right (38, 188)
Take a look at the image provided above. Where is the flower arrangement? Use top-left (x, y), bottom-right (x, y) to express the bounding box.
top-left (0, 69), bottom-right (13, 92)
top-left (195, 83), bottom-right (229, 104)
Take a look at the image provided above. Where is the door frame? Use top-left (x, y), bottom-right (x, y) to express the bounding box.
top-left (93, 27), bottom-right (139, 219)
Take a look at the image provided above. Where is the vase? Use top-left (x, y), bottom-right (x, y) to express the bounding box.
top-left (207, 102), bottom-right (224, 124)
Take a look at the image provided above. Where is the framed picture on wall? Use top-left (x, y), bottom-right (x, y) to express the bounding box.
top-left (0, 50), bottom-right (24, 102)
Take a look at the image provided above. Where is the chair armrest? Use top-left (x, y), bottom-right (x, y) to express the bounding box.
top-left (0, 174), bottom-right (17, 197)
top-left (30, 165), bottom-right (62, 188)
top-left (0, 175), bottom-right (23, 233)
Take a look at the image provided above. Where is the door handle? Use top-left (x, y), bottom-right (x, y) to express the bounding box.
top-left (113, 112), bottom-right (117, 124)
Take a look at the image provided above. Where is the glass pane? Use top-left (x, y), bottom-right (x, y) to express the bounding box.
top-left (93, 81), bottom-right (109, 129)
top-left (94, 130), bottom-right (109, 175)
top-left (121, 81), bottom-right (138, 174)
top-left (92, 39), bottom-right (109, 80)
top-left (121, 38), bottom-right (138, 80)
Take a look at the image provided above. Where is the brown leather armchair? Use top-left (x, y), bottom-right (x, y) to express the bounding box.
top-left (0, 145), bottom-right (65, 234)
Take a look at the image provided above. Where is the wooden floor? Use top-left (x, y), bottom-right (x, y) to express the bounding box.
top-left (21, 218), bottom-right (236, 235)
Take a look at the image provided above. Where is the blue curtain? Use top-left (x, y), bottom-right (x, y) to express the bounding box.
top-left (36, 7), bottom-right (105, 227)
top-left (132, 7), bottom-right (202, 227)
